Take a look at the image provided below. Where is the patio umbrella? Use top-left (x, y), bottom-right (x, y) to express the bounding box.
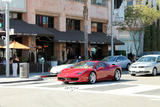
top-left (0, 41), bottom-right (30, 49)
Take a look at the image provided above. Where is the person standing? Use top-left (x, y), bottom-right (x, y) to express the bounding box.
top-left (12, 56), bottom-right (19, 77)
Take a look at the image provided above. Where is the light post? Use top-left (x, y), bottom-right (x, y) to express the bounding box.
top-left (83, 0), bottom-right (88, 60)
top-left (2, 0), bottom-right (10, 77)
top-left (110, 0), bottom-right (114, 56)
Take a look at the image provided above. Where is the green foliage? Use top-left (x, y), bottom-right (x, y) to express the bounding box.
top-left (119, 5), bottom-right (160, 30)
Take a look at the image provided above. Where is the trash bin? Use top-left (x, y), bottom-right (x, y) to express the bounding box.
top-left (19, 63), bottom-right (29, 78)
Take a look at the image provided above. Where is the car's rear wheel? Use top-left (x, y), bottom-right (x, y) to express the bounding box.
top-left (89, 72), bottom-right (96, 84)
top-left (114, 69), bottom-right (121, 81)
top-left (152, 68), bottom-right (157, 76)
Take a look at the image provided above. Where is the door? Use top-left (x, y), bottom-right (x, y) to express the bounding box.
top-left (96, 62), bottom-right (108, 80)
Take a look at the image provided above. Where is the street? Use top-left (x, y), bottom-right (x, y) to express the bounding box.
top-left (0, 71), bottom-right (160, 107)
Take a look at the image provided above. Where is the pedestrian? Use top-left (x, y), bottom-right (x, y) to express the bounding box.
top-left (12, 55), bottom-right (19, 77)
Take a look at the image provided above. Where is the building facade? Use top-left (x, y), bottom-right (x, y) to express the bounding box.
top-left (0, 0), bottom-right (124, 62)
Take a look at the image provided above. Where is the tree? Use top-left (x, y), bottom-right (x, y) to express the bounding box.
top-left (118, 4), bottom-right (160, 57)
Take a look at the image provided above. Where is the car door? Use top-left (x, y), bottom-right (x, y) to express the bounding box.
top-left (96, 62), bottom-right (107, 80)
top-left (156, 56), bottom-right (160, 73)
top-left (115, 56), bottom-right (124, 68)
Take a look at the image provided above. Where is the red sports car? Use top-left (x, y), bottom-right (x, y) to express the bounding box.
top-left (57, 61), bottom-right (122, 84)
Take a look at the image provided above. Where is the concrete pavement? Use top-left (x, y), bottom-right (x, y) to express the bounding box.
top-left (0, 72), bottom-right (50, 84)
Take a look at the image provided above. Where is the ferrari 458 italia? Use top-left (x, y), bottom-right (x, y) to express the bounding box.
top-left (57, 61), bottom-right (122, 84)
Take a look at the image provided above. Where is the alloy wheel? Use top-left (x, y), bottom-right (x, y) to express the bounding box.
top-left (89, 72), bottom-right (96, 84)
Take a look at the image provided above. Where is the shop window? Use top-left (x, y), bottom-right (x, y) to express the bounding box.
top-left (66, 19), bottom-right (80, 31)
top-left (36, 15), bottom-right (54, 28)
top-left (91, 22), bottom-right (103, 33)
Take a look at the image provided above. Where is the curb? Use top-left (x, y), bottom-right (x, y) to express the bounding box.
top-left (0, 77), bottom-right (43, 84)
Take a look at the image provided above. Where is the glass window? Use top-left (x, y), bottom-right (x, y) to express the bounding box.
top-left (72, 61), bottom-right (96, 69)
top-left (73, 0), bottom-right (84, 2)
top-left (36, 15), bottom-right (54, 28)
top-left (157, 56), bottom-right (160, 62)
top-left (96, 62), bottom-right (106, 69)
top-left (10, 13), bottom-right (22, 20)
top-left (66, 19), bottom-right (80, 31)
top-left (91, 0), bottom-right (108, 7)
top-left (114, 0), bottom-right (123, 9)
top-left (91, 22), bottom-right (103, 32)
top-left (137, 56), bottom-right (156, 62)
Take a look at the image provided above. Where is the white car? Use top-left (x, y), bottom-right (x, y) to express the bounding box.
top-left (129, 55), bottom-right (160, 76)
top-left (102, 56), bottom-right (131, 70)
top-left (50, 59), bottom-right (77, 75)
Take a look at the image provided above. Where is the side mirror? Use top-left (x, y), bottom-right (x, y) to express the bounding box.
top-left (97, 67), bottom-right (104, 71)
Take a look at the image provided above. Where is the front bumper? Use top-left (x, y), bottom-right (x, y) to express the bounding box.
top-left (129, 67), bottom-right (153, 75)
top-left (57, 73), bottom-right (89, 83)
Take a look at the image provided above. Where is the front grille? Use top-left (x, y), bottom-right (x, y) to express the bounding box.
top-left (132, 66), bottom-right (137, 68)
top-left (58, 77), bottom-right (79, 81)
top-left (58, 77), bottom-right (65, 81)
top-left (138, 66), bottom-right (145, 68)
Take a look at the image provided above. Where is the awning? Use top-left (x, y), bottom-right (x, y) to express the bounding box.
top-left (48, 28), bottom-right (124, 45)
top-left (47, 28), bottom-right (84, 43)
top-left (10, 19), bottom-right (53, 36)
top-left (89, 32), bottom-right (124, 45)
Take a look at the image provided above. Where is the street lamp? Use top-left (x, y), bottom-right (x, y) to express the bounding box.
top-left (83, 0), bottom-right (88, 60)
top-left (2, 0), bottom-right (11, 77)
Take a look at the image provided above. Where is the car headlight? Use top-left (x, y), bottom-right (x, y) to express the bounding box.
top-left (77, 70), bottom-right (87, 75)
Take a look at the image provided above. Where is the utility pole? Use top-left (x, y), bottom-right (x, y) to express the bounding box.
top-left (83, 0), bottom-right (88, 60)
top-left (3, 0), bottom-right (10, 77)
top-left (111, 0), bottom-right (114, 56)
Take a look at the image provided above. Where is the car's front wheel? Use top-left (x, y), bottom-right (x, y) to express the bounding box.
top-left (114, 69), bottom-right (121, 81)
top-left (152, 68), bottom-right (157, 76)
top-left (88, 72), bottom-right (96, 84)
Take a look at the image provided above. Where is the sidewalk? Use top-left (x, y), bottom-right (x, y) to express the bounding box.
top-left (0, 72), bottom-right (50, 84)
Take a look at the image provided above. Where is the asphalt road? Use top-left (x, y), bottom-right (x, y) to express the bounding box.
top-left (0, 71), bottom-right (160, 107)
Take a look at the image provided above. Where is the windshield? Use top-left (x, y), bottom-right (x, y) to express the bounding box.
top-left (72, 61), bottom-right (96, 69)
top-left (102, 56), bottom-right (116, 62)
top-left (137, 56), bottom-right (156, 62)
top-left (63, 59), bottom-right (77, 64)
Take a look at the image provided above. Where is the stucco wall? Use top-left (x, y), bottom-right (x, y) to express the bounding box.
top-left (26, 0), bottom-right (109, 33)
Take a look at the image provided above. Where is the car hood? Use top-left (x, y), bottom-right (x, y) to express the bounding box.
top-left (50, 64), bottom-right (73, 73)
top-left (61, 68), bottom-right (93, 75)
top-left (131, 62), bottom-right (156, 66)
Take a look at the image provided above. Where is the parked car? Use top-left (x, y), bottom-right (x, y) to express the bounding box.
top-left (57, 61), bottom-right (122, 84)
top-left (102, 56), bottom-right (131, 70)
top-left (50, 59), bottom-right (77, 75)
top-left (129, 55), bottom-right (160, 76)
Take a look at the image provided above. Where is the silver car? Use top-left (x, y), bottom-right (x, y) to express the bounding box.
top-left (102, 56), bottom-right (131, 70)
top-left (129, 55), bottom-right (160, 76)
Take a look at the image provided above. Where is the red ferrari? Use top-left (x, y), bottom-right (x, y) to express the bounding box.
top-left (57, 61), bottom-right (122, 84)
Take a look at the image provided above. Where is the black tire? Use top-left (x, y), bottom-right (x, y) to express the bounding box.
top-left (131, 74), bottom-right (136, 76)
top-left (113, 69), bottom-right (121, 81)
top-left (88, 72), bottom-right (96, 84)
top-left (152, 68), bottom-right (157, 76)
